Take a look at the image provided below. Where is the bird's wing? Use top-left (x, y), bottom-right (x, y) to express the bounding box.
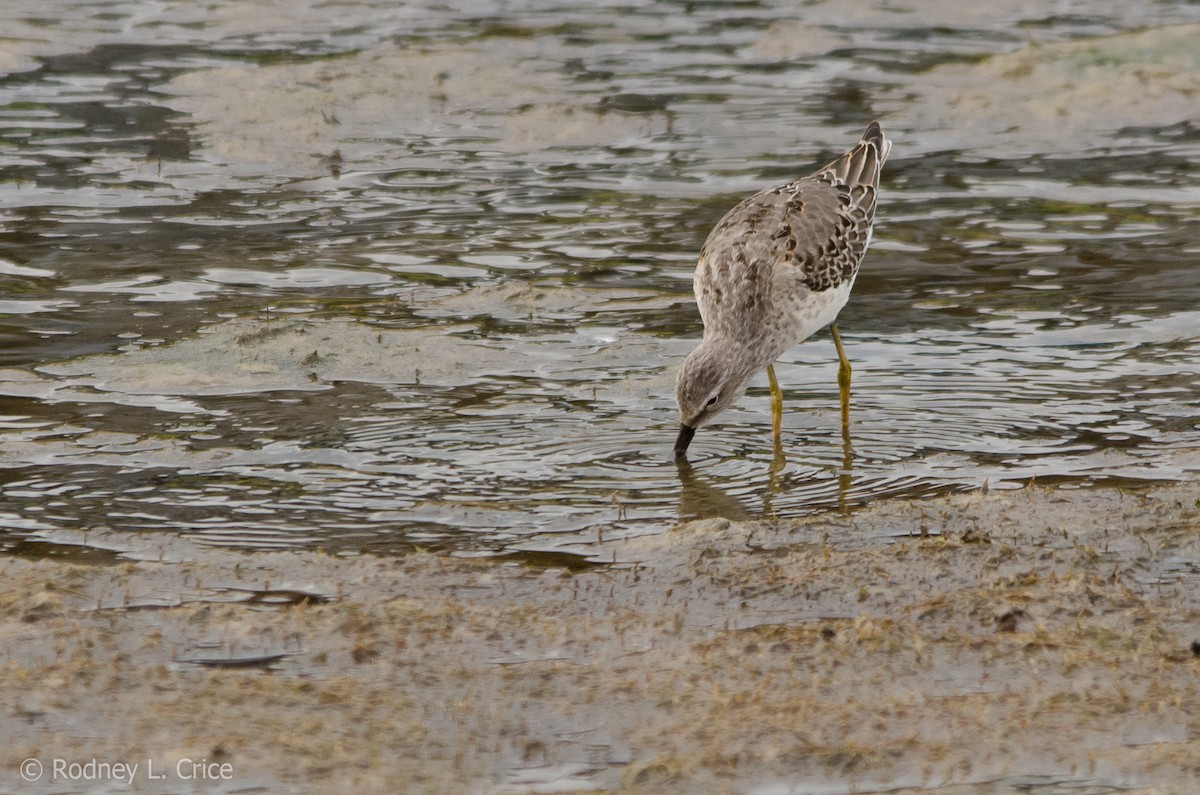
top-left (693, 122), bottom-right (887, 329)
top-left (769, 176), bottom-right (876, 295)
top-left (776, 122), bottom-right (885, 291)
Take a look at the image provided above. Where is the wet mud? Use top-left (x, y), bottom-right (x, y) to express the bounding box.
top-left (3, 481), bottom-right (1198, 793)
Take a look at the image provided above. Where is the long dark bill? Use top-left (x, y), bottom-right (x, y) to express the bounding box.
top-left (673, 424), bottom-right (696, 458)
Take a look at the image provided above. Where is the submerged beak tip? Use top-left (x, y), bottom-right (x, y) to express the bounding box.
top-left (673, 423), bottom-right (696, 458)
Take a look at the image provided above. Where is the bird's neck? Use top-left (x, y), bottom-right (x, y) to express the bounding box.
top-left (693, 334), bottom-right (771, 381)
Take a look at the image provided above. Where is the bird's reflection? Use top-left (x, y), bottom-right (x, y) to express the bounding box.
top-left (837, 422), bottom-right (853, 512)
top-left (675, 456), bottom-right (753, 521)
top-left (675, 426), bottom-right (855, 520)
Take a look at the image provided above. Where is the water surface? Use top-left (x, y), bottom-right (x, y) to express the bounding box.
top-left (1, 0), bottom-right (1199, 560)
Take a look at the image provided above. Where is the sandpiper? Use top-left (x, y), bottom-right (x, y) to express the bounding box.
top-left (674, 121), bottom-right (891, 457)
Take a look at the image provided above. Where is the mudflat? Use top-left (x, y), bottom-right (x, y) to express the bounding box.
top-left (3, 482), bottom-right (1198, 793)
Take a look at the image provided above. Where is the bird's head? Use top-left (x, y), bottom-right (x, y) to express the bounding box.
top-left (673, 341), bottom-right (756, 457)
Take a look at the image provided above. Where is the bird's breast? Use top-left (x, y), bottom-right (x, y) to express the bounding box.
top-left (749, 276), bottom-right (856, 364)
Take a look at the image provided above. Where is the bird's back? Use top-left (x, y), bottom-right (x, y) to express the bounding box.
top-left (693, 122), bottom-right (890, 359)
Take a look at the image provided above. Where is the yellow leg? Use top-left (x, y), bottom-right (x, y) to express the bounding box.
top-left (830, 323), bottom-right (851, 430)
top-left (766, 363), bottom-right (785, 469)
top-left (766, 363), bottom-right (783, 445)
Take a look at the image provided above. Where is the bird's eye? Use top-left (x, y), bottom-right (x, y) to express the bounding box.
top-left (705, 395), bottom-right (718, 408)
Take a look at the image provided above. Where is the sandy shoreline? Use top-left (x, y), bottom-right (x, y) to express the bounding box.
top-left (2, 481), bottom-right (1199, 794)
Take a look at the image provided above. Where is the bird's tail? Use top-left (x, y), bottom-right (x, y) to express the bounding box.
top-left (819, 121), bottom-right (891, 188)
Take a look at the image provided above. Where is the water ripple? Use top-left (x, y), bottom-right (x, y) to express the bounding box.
top-left (1, 0), bottom-right (1199, 557)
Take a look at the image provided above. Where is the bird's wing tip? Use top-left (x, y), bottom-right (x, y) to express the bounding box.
top-left (862, 120), bottom-right (892, 166)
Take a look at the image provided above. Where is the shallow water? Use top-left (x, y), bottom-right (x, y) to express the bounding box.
top-left (1, 0), bottom-right (1199, 560)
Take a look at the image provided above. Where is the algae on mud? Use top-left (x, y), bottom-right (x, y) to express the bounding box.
top-left (2, 482), bottom-right (1198, 793)
top-left (887, 24), bottom-right (1200, 158)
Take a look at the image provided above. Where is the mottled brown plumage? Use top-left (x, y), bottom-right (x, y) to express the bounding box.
top-left (675, 122), bottom-right (891, 457)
